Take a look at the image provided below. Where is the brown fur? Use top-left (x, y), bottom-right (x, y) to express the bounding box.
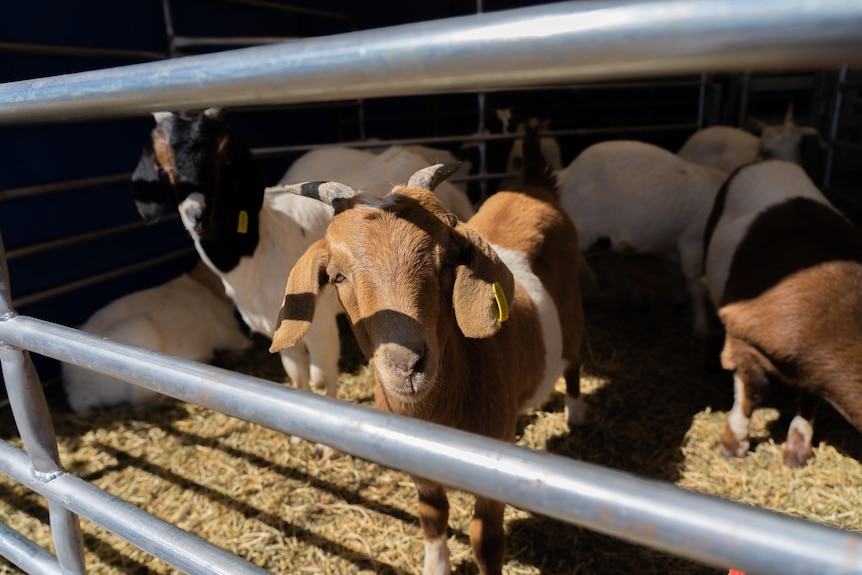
top-left (715, 196), bottom-right (862, 466)
top-left (270, 166), bottom-right (583, 573)
top-left (151, 124), bottom-right (177, 187)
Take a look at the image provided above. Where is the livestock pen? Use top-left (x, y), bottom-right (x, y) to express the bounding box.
top-left (1, 1), bottom-right (862, 574)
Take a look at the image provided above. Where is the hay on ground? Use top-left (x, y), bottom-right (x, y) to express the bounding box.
top-left (0, 256), bottom-right (859, 574)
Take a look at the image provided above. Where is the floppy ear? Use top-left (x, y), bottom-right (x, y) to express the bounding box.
top-left (451, 224), bottom-right (515, 339)
top-left (132, 142), bottom-right (171, 224)
top-left (270, 240), bottom-right (330, 352)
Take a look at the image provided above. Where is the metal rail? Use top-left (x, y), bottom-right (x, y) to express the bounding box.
top-left (1, 1), bottom-right (861, 574)
top-left (1, 0), bottom-right (860, 124)
top-left (0, 314), bottom-right (860, 575)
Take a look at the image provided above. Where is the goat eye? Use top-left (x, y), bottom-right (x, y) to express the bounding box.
top-left (332, 272), bottom-right (346, 285)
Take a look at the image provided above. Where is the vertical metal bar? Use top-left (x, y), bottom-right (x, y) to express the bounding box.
top-left (0, 440), bottom-right (272, 575)
top-left (477, 91), bottom-right (488, 201)
top-left (822, 65), bottom-right (847, 192)
top-left (738, 72), bottom-right (751, 127)
top-left (161, 0), bottom-right (177, 57)
top-left (697, 72), bottom-right (707, 128)
top-left (0, 232), bottom-right (86, 575)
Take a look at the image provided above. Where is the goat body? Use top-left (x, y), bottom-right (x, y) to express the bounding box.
top-left (678, 104), bottom-right (819, 174)
top-left (62, 263), bottom-right (251, 414)
top-left (557, 139), bottom-right (726, 335)
top-left (269, 145), bottom-right (584, 573)
top-left (704, 160), bottom-right (862, 467)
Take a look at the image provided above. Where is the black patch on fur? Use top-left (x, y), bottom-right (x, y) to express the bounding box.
top-left (145, 112), bottom-right (265, 272)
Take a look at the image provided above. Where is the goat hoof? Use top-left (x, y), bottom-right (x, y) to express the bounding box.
top-left (783, 435), bottom-right (814, 468)
top-left (720, 427), bottom-right (749, 459)
top-left (565, 396), bottom-right (588, 427)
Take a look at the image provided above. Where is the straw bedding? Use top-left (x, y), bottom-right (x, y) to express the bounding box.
top-left (1, 255), bottom-right (860, 574)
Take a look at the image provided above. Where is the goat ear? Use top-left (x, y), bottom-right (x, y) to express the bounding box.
top-left (270, 240), bottom-right (329, 353)
top-left (451, 224), bottom-right (515, 339)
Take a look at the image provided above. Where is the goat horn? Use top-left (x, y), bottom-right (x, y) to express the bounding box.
top-left (265, 181), bottom-right (357, 206)
top-left (407, 162), bottom-right (462, 191)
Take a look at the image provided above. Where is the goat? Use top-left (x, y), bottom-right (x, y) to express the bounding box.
top-left (557, 139), bottom-right (727, 336)
top-left (62, 262), bottom-right (251, 414)
top-left (502, 117), bottom-right (564, 190)
top-left (678, 104), bottom-right (819, 174)
top-left (268, 127), bottom-right (584, 575)
top-left (132, 110), bottom-right (475, 406)
top-left (703, 159), bottom-right (862, 468)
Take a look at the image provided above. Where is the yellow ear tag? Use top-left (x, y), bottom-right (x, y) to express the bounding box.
top-left (237, 210), bottom-right (248, 234)
top-left (492, 281), bottom-right (509, 323)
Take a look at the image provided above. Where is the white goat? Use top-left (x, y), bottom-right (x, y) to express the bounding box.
top-left (285, 145), bottom-right (475, 221)
top-left (703, 160), bottom-right (862, 467)
top-left (678, 104), bottom-right (819, 173)
top-left (63, 262), bottom-right (251, 414)
top-left (557, 139), bottom-right (727, 336)
top-left (133, 110), bottom-right (475, 409)
top-left (269, 130), bottom-right (584, 575)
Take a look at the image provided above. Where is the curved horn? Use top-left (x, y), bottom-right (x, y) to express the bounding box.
top-left (265, 181), bottom-right (357, 206)
top-left (407, 162), bottom-right (462, 191)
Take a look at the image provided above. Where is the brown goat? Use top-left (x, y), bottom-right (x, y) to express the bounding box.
top-left (269, 133), bottom-right (583, 574)
top-left (703, 160), bottom-right (862, 467)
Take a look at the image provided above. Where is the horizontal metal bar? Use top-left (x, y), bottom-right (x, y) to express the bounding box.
top-left (211, 0), bottom-right (353, 24)
top-left (0, 41), bottom-right (165, 62)
top-left (0, 315), bottom-right (859, 575)
top-left (172, 35), bottom-right (301, 48)
top-left (1, 0), bottom-right (860, 124)
top-left (11, 247), bottom-right (196, 309)
top-left (251, 122), bottom-right (699, 159)
top-left (0, 172), bottom-right (132, 201)
top-left (6, 214), bottom-right (180, 260)
top-left (0, 440), bottom-right (270, 575)
top-left (0, 521), bottom-right (63, 575)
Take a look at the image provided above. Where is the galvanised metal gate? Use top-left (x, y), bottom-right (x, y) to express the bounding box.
top-left (1, 2), bottom-right (862, 574)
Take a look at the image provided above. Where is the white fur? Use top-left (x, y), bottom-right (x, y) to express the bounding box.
top-left (423, 536), bottom-right (451, 575)
top-left (62, 270), bottom-right (251, 414)
top-left (492, 244), bottom-right (567, 411)
top-left (557, 140), bottom-right (727, 336)
top-left (723, 374), bottom-right (752, 457)
top-left (677, 126), bottom-right (761, 174)
top-left (704, 161), bottom-right (832, 306)
top-left (678, 109), bottom-right (819, 174)
top-left (367, 143), bottom-right (474, 196)
top-left (282, 146), bottom-right (474, 221)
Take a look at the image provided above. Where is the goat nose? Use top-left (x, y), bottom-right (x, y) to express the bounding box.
top-left (385, 345), bottom-right (425, 380)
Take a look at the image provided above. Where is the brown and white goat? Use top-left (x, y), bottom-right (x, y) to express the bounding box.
top-left (703, 159), bottom-right (862, 467)
top-left (268, 133), bottom-right (584, 574)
